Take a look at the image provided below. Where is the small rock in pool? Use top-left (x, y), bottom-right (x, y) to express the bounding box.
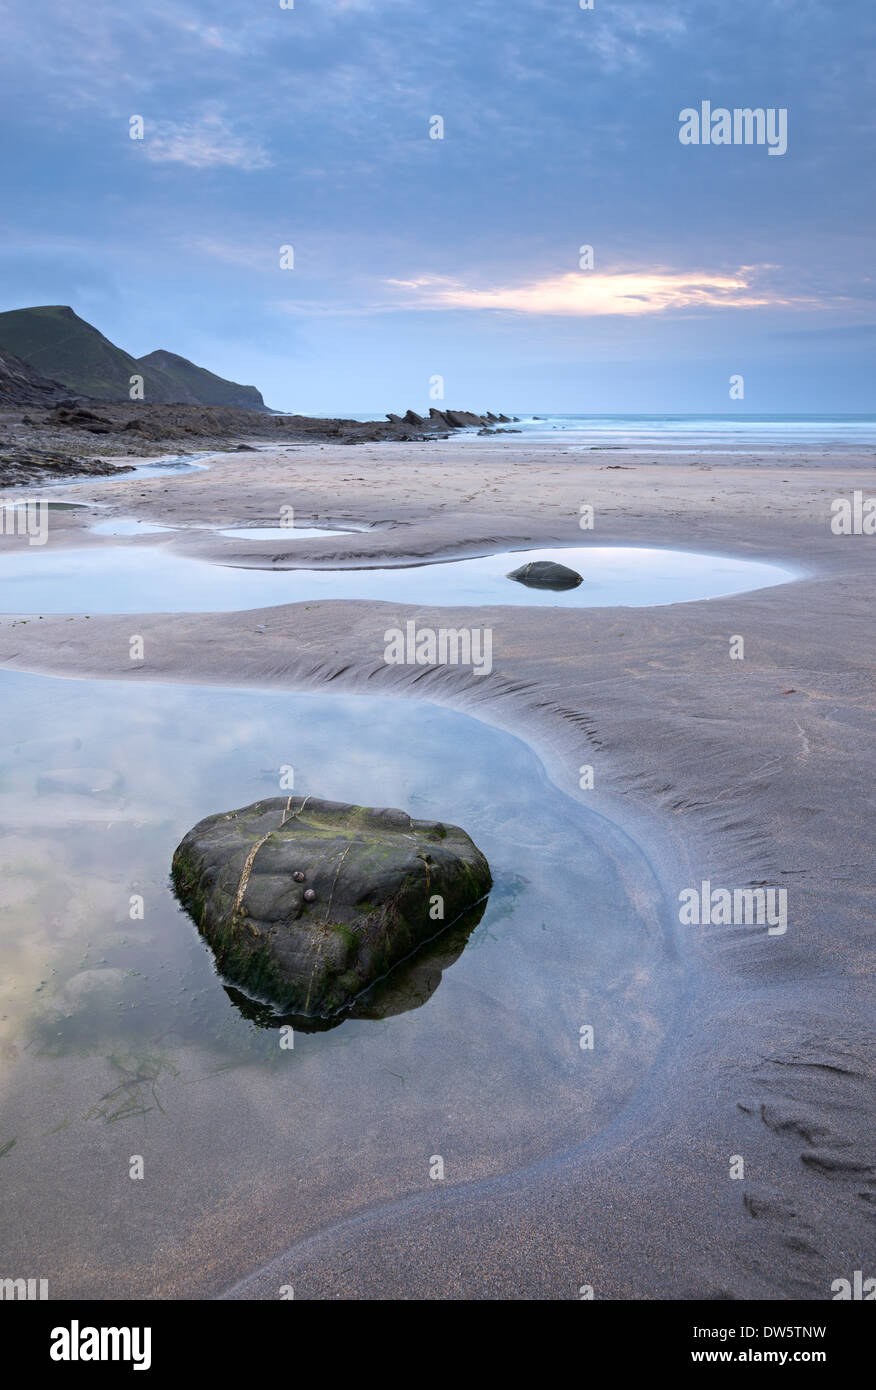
top-left (171, 795), bottom-right (492, 1018)
top-left (506, 559), bottom-right (583, 590)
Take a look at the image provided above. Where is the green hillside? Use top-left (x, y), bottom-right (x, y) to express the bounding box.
top-left (0, 305), bottom-right (267, 409)
top-left (137, 349), bottom-right (266, 411)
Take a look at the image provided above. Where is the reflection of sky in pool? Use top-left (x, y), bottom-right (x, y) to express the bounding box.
top-left (0, 544), bottom-right (794, 613)
top-left (218, 525), bottom-right (357, 540)
top-left (0, 670), bottom-right (674, 1297)
top-left (90, 518), bottom-right (176, 536)
top-left (121, 453), bottom-right (213, 480)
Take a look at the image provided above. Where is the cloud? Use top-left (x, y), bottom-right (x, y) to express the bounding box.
top-left (175, 20), bottom-right (249, 55)
top-left (141, 112), bottom-right (271, 171)
top-left (385, 268), bottom-right (801, 317)
top-left (586, 3), bottom-right (688, 73)
top-left (182, 236), bottom-right (273, 270)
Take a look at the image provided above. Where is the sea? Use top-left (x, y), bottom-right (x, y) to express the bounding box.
top-left (345, 412), bottom-right (876, 454)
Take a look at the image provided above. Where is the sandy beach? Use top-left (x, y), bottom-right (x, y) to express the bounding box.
top-left (0, 435), bottom-right (872, 1299)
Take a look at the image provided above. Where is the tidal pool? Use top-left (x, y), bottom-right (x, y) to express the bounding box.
top-left (0, 670), bottom-right (675, 1298)
top-left (90, 519), bottom-right (176, 536)
top-left (121, 453), bottom-right (213, 480)
top-left (218, 525), bottom-right (358, 540)
top-left (0, 543), bottom-right (794, 614)
top-left (88, 521), bottom-right (373, 540)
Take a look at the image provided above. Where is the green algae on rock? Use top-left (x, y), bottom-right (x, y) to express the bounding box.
top-left (222, 896), bottom-right (489, 1033)
top-left (172, 796), bottom-right (492, 1018)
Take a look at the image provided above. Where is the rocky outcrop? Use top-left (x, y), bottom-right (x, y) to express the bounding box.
top-left (0, 398), bottom-right (516, 485)
top-left (48, 405), bottom-right (114, 434)
top-left (0, 449), bottom-right (133, 485)
top-left (0, 347), bottom-right (69, 409)
top-left (444, 409), bottom-right (484, 427)
top-left (507, 559), bottom-right (584, 590)
top-left (172, 796), bottom-right (492, 1018)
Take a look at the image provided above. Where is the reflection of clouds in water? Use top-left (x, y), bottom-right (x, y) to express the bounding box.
top-left (0, 545), bottom-right (795, 614)
top-left (0, 678), bottom-right (610, 1057)
top-left (0, 669), bottom-right (677, 1293)
top-left (0, 832), bottom-right (127, 1057)
top-left (163, 693), bottom-right (512, 830)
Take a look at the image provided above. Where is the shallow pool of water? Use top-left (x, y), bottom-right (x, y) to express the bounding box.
top-left (90, 518), bottom-right (176, 536)
top-left (0, 543), bottom-right (794, 614)
top-left (123, 453), bottom-right (213, 480)
top-left (0, 670), bottom-right (673, 1296)
top-left (218, 525), bottom-right (357, 540)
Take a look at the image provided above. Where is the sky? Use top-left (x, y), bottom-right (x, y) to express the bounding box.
top-left (1, 0), bottom-right (874, 414)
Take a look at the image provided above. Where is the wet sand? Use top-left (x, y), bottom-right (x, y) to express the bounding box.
top-left (1, 436), bottom-right (874, 1299)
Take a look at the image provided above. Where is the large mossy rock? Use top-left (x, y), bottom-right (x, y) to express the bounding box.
top-left (224, 896), bottom-right (488, 1033)
top-left (172, 796), bottom-right (491, 1018)
top-left (507, 559), bottom-right (583, 590)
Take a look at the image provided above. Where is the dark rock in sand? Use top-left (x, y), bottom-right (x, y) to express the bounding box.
top-left (172, 795), bottom-right (492, 1018)
top-left (507, 559), bottom-right (583, 590)
top-left (403, 409), bottom-right (425, 425)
